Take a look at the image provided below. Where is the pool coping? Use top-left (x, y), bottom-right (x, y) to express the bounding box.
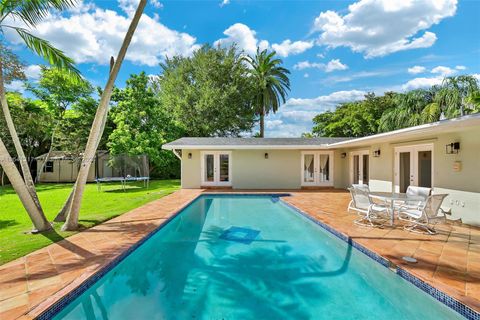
top-left (32, 192), bottom-right (478, 320)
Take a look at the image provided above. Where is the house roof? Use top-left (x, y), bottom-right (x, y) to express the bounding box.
top-left (162, 137), bottom-right (352, 150)
top-left (163, 113), bottom-right (480, 150)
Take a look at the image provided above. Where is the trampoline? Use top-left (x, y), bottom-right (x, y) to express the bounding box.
top-left (95, 154), bottom-right (149, 191)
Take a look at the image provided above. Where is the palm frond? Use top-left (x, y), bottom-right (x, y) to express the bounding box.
top-left (2, 0), bottom-right (77, 27)
top-left (15, 27), bottom-right (81, 81)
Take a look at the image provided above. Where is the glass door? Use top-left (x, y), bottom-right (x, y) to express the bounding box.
top-left (302, 153), bottom-right (316, 186)
top-left (217, 153), bottom-right (231, 186)
top-left (350, 151), bottom-right (369, 186)
top-left (202, 153), bottom-right (216, 186)
top-left (394, 144), bottom-right (433, 192)
top-left (301, 151), bottom-right (334, 187)
top-left (201, 151), bottom-right (232, 187)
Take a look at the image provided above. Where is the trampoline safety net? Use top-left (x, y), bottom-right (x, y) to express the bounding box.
top-left (95, 154), bottom-right (150, 190)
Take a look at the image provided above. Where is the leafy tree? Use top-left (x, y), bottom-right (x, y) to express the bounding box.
top-left (159, 44), bottom-right (256, 137)
top-left (29, 67), bottom-right (93, 178)
top-left (109, 72), bottom-right (183, 178)
top-left (312, 92), bottom-right (396, 137)
top-left (0, 93), bottom-right (52, 159)
top-left (243, 48), bottom-right (290, 137)
top-left (56, 97), bottom-right (112, 153)
top-left (311, 75), bottom-right (479, 138)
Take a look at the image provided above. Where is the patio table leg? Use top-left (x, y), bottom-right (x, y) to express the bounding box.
top-left (390, 200), bottom-right (395, 226)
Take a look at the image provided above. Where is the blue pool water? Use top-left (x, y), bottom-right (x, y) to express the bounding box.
top-left (53, 195), bottom-right (463, 319)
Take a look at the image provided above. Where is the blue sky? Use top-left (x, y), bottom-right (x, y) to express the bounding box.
top-left (6, 0), bottom-right (480, 137)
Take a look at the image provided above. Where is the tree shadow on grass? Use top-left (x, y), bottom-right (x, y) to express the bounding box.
top-left (0, 219), bottom-right (20, 229)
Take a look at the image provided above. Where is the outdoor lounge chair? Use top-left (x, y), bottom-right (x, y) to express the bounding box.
top-left (348, 184), bottom-right (390, 227)
top-left (397, 194), bottom-right (449, 234)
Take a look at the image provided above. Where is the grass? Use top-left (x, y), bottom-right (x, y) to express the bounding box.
top-left (0, 179), bottom-right (180, 265)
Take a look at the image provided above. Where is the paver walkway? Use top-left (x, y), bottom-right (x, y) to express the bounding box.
top-left (0, 189), bottom-right (478, 319)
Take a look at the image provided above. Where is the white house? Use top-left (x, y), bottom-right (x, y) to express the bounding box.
top-left (163, 113), bottom-right (480, 225)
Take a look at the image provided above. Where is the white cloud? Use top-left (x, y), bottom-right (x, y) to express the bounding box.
top-left (5, 80), bottom-right (25, 93)
top-left (312, 0), bottom-right (457, 58)
top-left (24, 65), bottom-right (42, 80)
top-left (294, 58), bottom-right (348, 72)
top-left (271, 40), bottom-right (313, 57)
top-left (455, 65), bottom-right (466, 70)
top-left (402, 76), bottom-right (443, 91)
top-left (294, 61), bottom-right (323, 70)
top-left (220, 0), bottom-right (230, 7)
top-left (325, 59), bottom-right (348, 72)
top-left (215, 23), bottom-right (311, 58)
top-left (5, 1), bottom-right (199, 67)
top-left (408, 66), bottom-right (426, 74)
top-left (151, 0), bottom-right (163, 9)
top-left (303, 73), bottom-right (309, 78)
top-left (265, 90), bottom-right (366, 137)
top-left (431, 65), bottom-right (456, 76)
top-left (214, 23), bottom-right (268, 55)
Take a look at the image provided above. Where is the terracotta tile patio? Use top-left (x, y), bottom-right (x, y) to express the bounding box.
top-left (0, 189), bottom-right (479, 319)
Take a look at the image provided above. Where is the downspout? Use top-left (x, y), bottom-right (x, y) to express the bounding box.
top-left (172, 149), bottom-right (182, 160)
top-left (172, 149), bottom-right (182, 188)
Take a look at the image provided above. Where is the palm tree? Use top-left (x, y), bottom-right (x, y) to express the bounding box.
top-left (243, 48), bottom-right (290, 138)
top-left (435, 75), bottom-right (479, 118)
top-left (0, 0), bottom-right (80, 231)
top-left (379, 89), bottom-right (434, 132)
top-left (61, 0), bottom-right (147, 231)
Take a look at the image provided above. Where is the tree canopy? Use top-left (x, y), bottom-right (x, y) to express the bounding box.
top-left (109, 72), bottom-right (182, 178)
top-left (158, 44), bottom-right (257, 137)
top-left (311, 75), bottom-right (480, 137)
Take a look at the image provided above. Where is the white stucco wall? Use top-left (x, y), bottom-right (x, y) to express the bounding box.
top-left (338, 126), bottom-right (480, 225)
top-left (181, 149), bottom-right (342, 189)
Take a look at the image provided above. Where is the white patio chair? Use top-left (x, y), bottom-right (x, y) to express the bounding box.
top-left (394, 185), bottom-right (432, 211)
top-left (397, 194), bottom-right (448, 234)
top-left (348, 185), bottom-right (390, 227)
top-left (348, 184), bottom-right (368, 213)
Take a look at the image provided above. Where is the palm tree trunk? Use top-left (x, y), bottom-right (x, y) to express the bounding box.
top-left (0, 60), bottom-right (42, 209)
top-left (62, 0), bottom-right (146, 231)
top-left (55, 95), bottom-right (110, 222)
top-left (0, 137), bottom-right (51, 231)
top-left (259, 108), bottom-right (265, 138)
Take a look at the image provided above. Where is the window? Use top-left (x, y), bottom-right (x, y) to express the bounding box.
top-left (44, 161), bottom-right (54, 173)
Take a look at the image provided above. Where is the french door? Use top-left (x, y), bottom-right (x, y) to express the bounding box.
top-left (201, 151), bottom-right (232, 187)
top-left (394, 144), bottom-right (433, 193)
top-left (301, 151), bottom-right (334, 187)
top-left (350, 150), bottom-right (369, 185)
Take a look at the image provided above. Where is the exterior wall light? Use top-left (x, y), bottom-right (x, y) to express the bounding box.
top-left (446, 142), bottom-right (460, 154)
top-left (373, 149), bottom-right (381, 157)
top-left (264, 153), bottom-right (269, 159)
top-left (188, 153), bottom-right (192, 159)
top-left (341, 152), bottom-right (347, 158)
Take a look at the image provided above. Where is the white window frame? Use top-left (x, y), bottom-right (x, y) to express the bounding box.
top-left (200, 151), bottom-right (232, 187)
top-left (349, 150), bottom-right (369, 186)
top-left (394, 143), bottom-right (434, 192)
top-left (300, 151), bottom-right (334, 187)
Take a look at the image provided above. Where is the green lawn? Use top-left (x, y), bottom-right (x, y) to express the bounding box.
top-left (0, 180), bottom-right (180, 265)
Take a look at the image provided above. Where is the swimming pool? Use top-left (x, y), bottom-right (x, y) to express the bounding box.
top-left (52, 195), bottom-right (464, 319)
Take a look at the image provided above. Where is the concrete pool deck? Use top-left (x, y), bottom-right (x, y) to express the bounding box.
top-left (0, 189), bottom-right (479, 319)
